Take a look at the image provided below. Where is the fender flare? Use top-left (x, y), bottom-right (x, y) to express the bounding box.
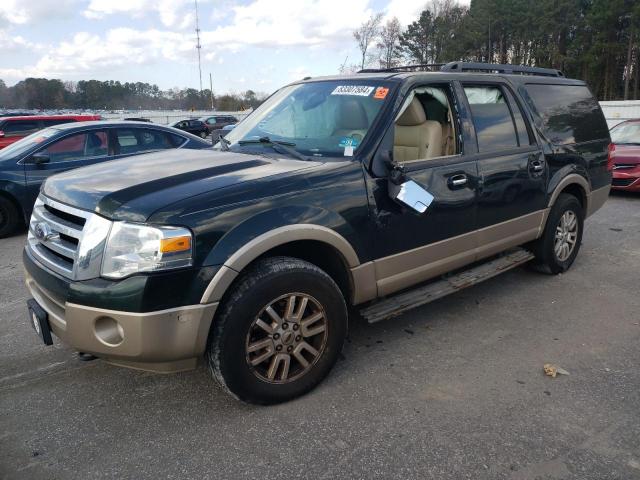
top-left (547, 173), bottom-right (590, 210)
top-left (200, 224), bottom-right (363, 304)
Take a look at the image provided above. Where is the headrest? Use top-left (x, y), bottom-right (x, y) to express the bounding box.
top-left (88, 133), bottom-right (103, 148)
top-left (335, 99), bottom-right (369, 130)
top-left (397, 98), bottom-right (427, 126)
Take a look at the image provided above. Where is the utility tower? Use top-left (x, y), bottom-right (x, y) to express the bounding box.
top-left (195, 0), bottom-right (203, 92)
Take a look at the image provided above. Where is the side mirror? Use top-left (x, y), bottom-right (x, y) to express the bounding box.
top-left (389, 179), bottom-right (434, 213)
top-left (31, 152), bottom-right (50, 165)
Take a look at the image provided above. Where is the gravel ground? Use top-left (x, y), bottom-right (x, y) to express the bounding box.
top-left (1, 192), bottom-right (639, 480)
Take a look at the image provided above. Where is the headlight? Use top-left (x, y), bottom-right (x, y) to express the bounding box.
top-left (101, 222), bottom-right (193, 279)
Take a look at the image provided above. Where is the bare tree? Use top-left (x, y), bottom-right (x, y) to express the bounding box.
top-left (377, 17), bottom-right (403, 69)
top-left (353, 13), bottom-right (384, 70)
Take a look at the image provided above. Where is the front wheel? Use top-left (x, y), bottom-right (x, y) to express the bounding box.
top-left (0, 196), bottom-right (21, 238)
top-left (531, 193), bottom-right (584, 274)
top-left (207, 256), bottom-right (348, 404)
top-left (199, 131), bottom-right (208, 138)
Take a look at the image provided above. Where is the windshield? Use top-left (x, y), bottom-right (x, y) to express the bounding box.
top-left (219, 80), bottom-right (394, 158)
top-left (611, 122), bottom-right (640, 144)
top-left (0, 127), bottom-right (59, 160)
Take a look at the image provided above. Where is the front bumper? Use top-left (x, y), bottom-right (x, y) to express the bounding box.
top-left (24, 249), bottom-right (219, 373)
top-left (612, 170), bottom-right (640, 191)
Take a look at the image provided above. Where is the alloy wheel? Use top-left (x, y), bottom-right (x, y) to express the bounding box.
top-left (245, 293), bottom-right (328, 384)
top-left (554, 210), bottom-right (578, 262)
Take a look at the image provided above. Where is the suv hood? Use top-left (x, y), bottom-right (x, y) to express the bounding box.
top-left (43, 149), bottom-right (318, 221)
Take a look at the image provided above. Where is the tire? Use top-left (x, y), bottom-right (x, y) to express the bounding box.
top-left (206, 256), bottom-right (348, 404)
top-left (199, 131), bottom-right (207, 138)
top-left (531, 193), bottom-right (584, 274)
top-left (0, 196), bottom-right (21, 238)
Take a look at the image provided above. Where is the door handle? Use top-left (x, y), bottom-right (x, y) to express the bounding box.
top-left (530, 161), bottom-right (544, 172)
top-left (528, 154), bottom-right (545, 173)
top-left (448, 174), bottom-right (468, 188)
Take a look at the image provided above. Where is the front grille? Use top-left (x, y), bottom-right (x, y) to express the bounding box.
top-left (27, 196), bottom-right (112, 280)
top-left (611, 178), bottom-right (635, 187)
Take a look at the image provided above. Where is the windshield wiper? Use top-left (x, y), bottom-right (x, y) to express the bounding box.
top-left (237, 136), bottom-right (310, 161)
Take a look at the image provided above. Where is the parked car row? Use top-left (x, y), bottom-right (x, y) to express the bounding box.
top-left (0, 121), bottom-right (212, 237)
top-left (170, 115), bottom-right (239, 138)
top-left (0, 114), bottom-right (241, 150)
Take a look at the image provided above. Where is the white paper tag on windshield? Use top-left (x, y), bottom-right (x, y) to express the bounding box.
top-left (344, 145), bottom-right (354, 156)
top-left (331, 85), bottom-right (374, 96)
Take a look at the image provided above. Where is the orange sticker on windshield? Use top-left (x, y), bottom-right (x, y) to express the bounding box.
top-left (374, 87), bottom-right (389, 99)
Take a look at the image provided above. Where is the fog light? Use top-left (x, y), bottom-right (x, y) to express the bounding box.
top-left (94, 316), bottom-right (124, 346)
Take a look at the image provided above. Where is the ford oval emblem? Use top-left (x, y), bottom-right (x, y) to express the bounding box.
top-left (34, 222), bottom-right (59, 242)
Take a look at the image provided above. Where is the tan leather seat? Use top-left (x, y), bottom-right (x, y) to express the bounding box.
top-left (394, 98), bottom-right (442, 162)
top-left (333, 99), bottom-right (369, 142)
top-left (441, 124), bottom-right (455, 156)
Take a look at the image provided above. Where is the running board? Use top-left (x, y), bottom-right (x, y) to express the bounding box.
top-left (360, 248), bottom-right (535, 324)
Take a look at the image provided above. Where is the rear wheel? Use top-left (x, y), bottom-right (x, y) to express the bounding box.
top-left (207, 256), bottom-right (348, 404)
top-left (531, 193), bottom-right (584, 274)
top-left (0, 196), bottom-right (21, 238)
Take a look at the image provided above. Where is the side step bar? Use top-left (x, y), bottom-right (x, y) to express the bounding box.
top-left (360, 248), bottom-right (535, 324)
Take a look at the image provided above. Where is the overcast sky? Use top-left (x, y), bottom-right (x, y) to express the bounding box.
top-left (0, 0), bottom-right (470, 95)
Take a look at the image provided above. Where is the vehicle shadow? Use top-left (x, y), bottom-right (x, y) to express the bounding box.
top-left (609, 189), bottom-right (640, 201)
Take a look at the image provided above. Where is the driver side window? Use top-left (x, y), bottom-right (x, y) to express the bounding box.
top-left (41, 131), bottom-right (108, 163)
top-left (394, 86), bottom-right (458, 163)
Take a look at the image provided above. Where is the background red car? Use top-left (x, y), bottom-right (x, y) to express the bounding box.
top-left (610, 119), bottom-right (640, 192)
top-left (0, 115), bottom-right (101, 149)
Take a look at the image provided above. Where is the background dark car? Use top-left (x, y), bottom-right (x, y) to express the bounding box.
top-left (0, 121), bottom-right (211, 237)
top-left (171, 119), bottom-right (209, 138)
top-left (200, 115), bottom-right (238, 132)
top-left (0, 115), bottom-right (101, 150)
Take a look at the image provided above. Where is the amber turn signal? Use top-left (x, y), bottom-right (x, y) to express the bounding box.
top-left (160, 236), bottom-right (191, 253)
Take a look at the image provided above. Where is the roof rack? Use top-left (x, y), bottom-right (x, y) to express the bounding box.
top-left (440, 61), bottom-right (564, 77)
top-left (357, 62), bottom-right (564, 78)
top-left (358, 64), bottom-right (444, 73)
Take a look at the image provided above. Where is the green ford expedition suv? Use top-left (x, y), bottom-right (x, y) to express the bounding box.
top-left (23, 63), bottom-right (612, 404)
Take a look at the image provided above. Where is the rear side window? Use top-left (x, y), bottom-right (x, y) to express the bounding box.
top-left (524, 84), bottom-right (609, 145)
top-left (3, 120), bottom-right (40, 136)
top-left (464, 86), bottom-right (519, 152)
top-left (116, 128), bottom-right (175, 154)
top-left (138, 129), bottom-right (173, 150)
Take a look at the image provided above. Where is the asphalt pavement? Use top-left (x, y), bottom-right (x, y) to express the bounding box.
top-left (1, 192), bottom-right (639, 479)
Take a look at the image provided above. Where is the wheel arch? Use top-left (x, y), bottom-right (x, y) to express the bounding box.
top-left (200, 224), bottom-right (376, 306)
top-left (547, 173), bottom-right (589, 212)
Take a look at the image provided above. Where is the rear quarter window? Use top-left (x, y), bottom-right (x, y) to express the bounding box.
top-left (523, 84), bottom-right (609, 145)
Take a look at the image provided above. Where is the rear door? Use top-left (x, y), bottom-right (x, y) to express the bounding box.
top-left (460, 82), bottom-right (546, 256)
top-left (24, 129), bottom-right (111, 207)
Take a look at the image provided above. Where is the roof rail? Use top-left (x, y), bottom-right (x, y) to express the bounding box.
top-left (358, 64), bottom-right (444, 74)
top-left (440, 61), bottom-right (564, 77)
